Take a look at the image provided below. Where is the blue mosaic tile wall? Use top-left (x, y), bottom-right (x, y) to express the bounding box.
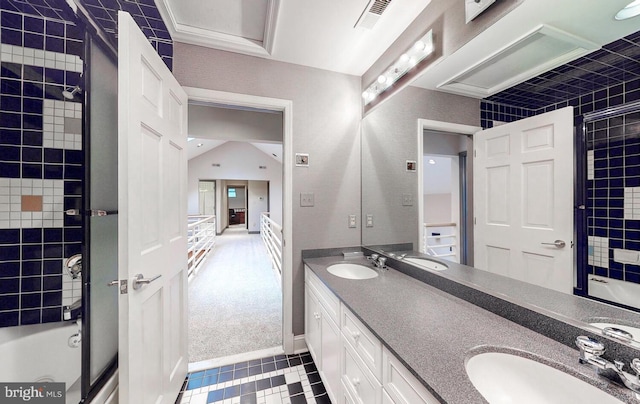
top-left (481, 79), bottom-right (640, 285)
top-left (0, 5), bottom-right (84, 327)
top-left (0, 0), bottom-right (173, 327)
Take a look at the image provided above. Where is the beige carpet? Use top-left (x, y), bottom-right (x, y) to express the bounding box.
top-left (188, 225), bottom-right (282, 362)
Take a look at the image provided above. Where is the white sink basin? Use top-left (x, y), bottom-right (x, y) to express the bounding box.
top-left (327, 263), bottom-right (378, 280)
top-left (403, 257), bottom-right (447, 271)
top-left (466, 352), bottom-right (624, 404)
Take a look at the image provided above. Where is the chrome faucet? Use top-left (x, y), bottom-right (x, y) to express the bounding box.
top-left (576, 335), bottom-right (640, 395)
top-left (367, 254), bottom-right (387, 270)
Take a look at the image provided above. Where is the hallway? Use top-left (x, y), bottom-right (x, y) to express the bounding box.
top-left (188, 225), bottom-right (282, 363)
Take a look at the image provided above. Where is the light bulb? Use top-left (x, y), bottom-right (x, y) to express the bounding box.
top-left (414, 40), bottom-right (426, 51)
top-left (377, 75), bottom-right (387, 84)
top-left (399, 54), bottom-right (409, 63)
top-left (616, 0), bottom-right (640, 20)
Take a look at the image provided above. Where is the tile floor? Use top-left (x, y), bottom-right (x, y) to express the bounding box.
top-left (176, 352), bottom-right (332, 404)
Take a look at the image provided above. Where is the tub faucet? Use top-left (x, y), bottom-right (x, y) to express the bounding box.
top-left (64, 254), bottom-right (82, 279)
top-left (63, 298), bottom-right (82, 321)
top-left (576, 335), bottom-right (640, 395)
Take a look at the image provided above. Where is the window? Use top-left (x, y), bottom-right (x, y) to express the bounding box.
top-left (228, 188), bottom-right (236, 198)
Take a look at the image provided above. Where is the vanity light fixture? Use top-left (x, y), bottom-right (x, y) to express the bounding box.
top-left (615, 0), bottom-right (640, 20)
top-left (362, 29), bottom-right (434, 105)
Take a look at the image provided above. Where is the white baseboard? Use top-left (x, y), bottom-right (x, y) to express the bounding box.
top-left (293, 334), bottom-right (308, 354)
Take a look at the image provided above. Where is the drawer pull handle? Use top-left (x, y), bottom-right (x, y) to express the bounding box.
top-left (351, 377), bottom-right (360, 387)
top-left (351, 331), bottom-right (361, 340)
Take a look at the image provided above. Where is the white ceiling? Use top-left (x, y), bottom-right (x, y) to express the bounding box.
top-left (156, 0), bottom-right (433, 75)
top-left (188, 139), bottom-right (282, 163)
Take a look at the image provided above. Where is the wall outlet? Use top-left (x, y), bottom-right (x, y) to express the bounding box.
top-left (366, 214), bottom-right (373, 227)
top-left (348, 215), bottom-right (357, 228)
top-left (402, 193), bottom-right (414, 206)
top-left (300, 193), bottom-right (314, 207)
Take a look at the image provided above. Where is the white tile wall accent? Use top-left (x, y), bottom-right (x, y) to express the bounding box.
top-left (624, 187), bottom-right (640, 220)
top-left (0, 43), bottom-right (83, 72)
top-left (62, 269), bottom-right (82, 306)
top-left (43, 99), bottom-right (82, 150)
top-left (587, 150), bottom-right (594, 180)
top-left (0, 178), bottom-right (64, 229)
top-left (588, 236), bottom-right (609, 269)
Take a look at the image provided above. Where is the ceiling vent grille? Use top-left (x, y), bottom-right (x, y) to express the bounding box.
top-left (355, 0), bottom-right (392, 30)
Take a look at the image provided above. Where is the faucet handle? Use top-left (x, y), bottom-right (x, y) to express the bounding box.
top-left (576, 336), bottom-right (606, 356)
top-left (614, 360), bottom-right (625, 372)
top-left (631, 359), bottom-right (640, 375)
top-left (378, 257), bottom-right (387, 267)
top-left (369, 253), bottom-right (379, 261)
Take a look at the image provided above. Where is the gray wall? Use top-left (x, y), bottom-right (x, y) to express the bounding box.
top-left (361, 85), bottom-right (480, 247)
top-left (174, 44), bottom-right (362, 336)
top-left (189, 105), bottom-right (283, 142)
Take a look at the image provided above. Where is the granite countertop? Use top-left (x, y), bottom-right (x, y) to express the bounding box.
top-left (303, 255), bottom-right (635, 403)
top-left (383, 249), bottom-right (640, 329)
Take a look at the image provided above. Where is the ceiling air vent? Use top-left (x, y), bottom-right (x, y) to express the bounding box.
top-left (355, 0), bottom-right (392, 30)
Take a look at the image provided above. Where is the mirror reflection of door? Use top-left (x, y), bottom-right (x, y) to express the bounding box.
top-left (198, 180), bottom-right (216, 216)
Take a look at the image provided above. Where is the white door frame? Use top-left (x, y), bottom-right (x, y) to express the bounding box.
top-left (417, 119), bottom-right (481, 255)
top-left (184, 86), bottom-right (294, 353)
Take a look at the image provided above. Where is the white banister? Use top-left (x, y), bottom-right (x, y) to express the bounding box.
top-left (423, 222), bottom-right (458, 263)
top-left (188, 215), bottom-right (216, 278)
top-left (260, 212), bottom-right (283, 277)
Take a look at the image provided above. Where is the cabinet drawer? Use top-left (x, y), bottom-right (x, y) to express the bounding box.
top-left (382, 347), bottom-right (439, 404)
top-left (342, 336), bottom-right (381, 404)
top-left (305, 266), bottom-right (340, 324)
top-left (341, 304), bottom-right (383, 381)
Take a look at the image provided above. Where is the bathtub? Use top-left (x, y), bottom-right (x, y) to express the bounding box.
top-left (588, 274), bottom-right (640, 309)
top-left (0, 321), bottom-right (81, 402)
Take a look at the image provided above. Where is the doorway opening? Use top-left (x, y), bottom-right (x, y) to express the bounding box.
top-left (417, 120), bottom-right (480, 266)
top-left (184, 87), bottom-right (293, 370)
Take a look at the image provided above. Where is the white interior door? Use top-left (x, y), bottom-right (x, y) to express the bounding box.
top-left (118, 11), bottom-right (188, 403)
top-left (474, 107), bottom-right (573, 293)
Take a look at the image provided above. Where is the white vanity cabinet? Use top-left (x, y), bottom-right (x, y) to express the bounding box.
top-left (305, 265), bottom-right (440, 404)
top-left (305, 266), bottom-right (341, 403)
top-left (382, 348), bottom-right (440, 404)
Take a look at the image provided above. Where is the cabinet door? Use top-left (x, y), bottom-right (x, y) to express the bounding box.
top-left (305, 285), bottom-right (322, 365)
top-left (383, 348), bottom-right (439, 404)
top-left (321, 308), bottom-right (341, 404)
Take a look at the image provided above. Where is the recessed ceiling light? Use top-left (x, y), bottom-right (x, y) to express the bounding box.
top-left (197, 143), bottom-right (203, 147)
top-left (428, 159), bottom-right (436, 165)
top-left (615, 0), bottom-right (640, 20)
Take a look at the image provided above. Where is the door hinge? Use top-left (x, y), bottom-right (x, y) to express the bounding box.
top-left (474, 217), bottom-right (477, 225)
top-left (474, 149), bottom-right (477, 157)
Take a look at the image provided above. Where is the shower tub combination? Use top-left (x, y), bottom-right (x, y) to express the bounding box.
top-left (0, 321), bottom-right (82, 403)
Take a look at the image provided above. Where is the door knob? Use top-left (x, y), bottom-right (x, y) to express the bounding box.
top-left (541, 240), bottom-right (566, 248)
top-left (132, 274), bottom-right (162, 290)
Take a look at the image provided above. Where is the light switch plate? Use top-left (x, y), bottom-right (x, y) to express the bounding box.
top-left (348, 215), bottom-right (357, 228)
top-left (402, 193), bottom-right (413, 206)
top-left (366, 214), bottom-right (373, 227)
top-left (300, 193), bottom-right (314, 207)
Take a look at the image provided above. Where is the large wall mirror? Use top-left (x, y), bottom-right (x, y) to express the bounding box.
top-left (361, 0), bottom-right (640, 349)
